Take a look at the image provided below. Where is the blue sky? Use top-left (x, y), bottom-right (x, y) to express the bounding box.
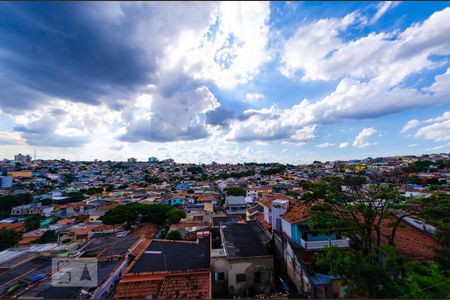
top-left (0, 2), bottom-right (449, 163)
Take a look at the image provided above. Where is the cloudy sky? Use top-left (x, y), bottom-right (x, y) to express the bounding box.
top-left (1, 1), bottom-right (450, 164)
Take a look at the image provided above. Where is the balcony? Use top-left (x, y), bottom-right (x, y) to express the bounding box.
top-left (300, 238), bottom-right (350, 250)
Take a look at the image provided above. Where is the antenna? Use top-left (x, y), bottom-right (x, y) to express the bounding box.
top-left (33, 150), bottom-right (36, 161)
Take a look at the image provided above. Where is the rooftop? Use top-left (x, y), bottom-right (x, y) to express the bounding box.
top-left (212, 215), bottom-right (241, 227)
top-left (379, 216), bottom-right (440, 261)
top-left (128, 237), bottom-right (210, 274)
top-left (221, 221), bottom-right (271, 259)
top-left (79, 234), bottom-right (141, 258)
top-left (281, 205), bottom-right (311, 224)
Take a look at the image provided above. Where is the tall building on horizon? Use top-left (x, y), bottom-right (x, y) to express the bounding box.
top-left (148, 156), bottom-right (159, 163)
top-left (14, 153), bottom-right (32, 163)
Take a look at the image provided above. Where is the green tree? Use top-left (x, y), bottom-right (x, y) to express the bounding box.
top-left (260, 165), bottom-right (286, 175)
top-left (66, 192), bottom-right (85, 203)
top-left (434, 223), bottom-right (450, 270)
top-left (63, 173), bottom-right (76, 183)
top-left (317, 246), bottom-right (403, 298)
top-left (100, 203), bottom-right (179, 228)
top-left (310, 180), bottom-right (410, 258)
top-left (0, 228), bottom-right (22, 250)
top-left (25, 215), bottom-right (42, 232)
top-left (167, 209), bottom-right (186, 224)
top-left (399, 261), bottom-right (450, 299)
top-left (0, 194), bottom-right (32, 218)
top-left (224, 186), bottom-right (246, 196)
top-left (165, 230), bottom-right (182, 240)
top-left (34, 230), bottom-right (58, 244)
top-left (103, 184), bottom-right (114, 192)
top-left (40, 198), bottom-right (53, 205)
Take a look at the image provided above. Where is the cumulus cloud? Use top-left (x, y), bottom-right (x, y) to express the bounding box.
top-left (280, 7), bottom-right (450, 86)
top-left (13, 114), bottom-right (90, 148)
top-left (415, 113), bottom-right (450, 142)
top-left (205, 106), bottom-right (235, 128)
top-left (120, 72), bottom-right (219, 143)
top-left (402, 111), bottom-right (450, 143)
top-left (339, 142), bottom-right (350, 148)
top-left (352, 127), bottom-right (377, 148)
top-left (171, 2), bottom-right (271, 88)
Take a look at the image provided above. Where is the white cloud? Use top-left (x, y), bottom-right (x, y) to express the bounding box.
top-left (370, 2), bottom-right (399, 24)
top-left (0, 131), bottom-right (24, 145)
top-left (245, 93), bottom-right (265, 102)
top-left (415, 113), bottom-right (450, 142)
top-left (169, 2), bottom-right (271, 88)
top-left (280, 7), bottom-right (450, 87)
top-left (316, 142), bottom-right (335, 148)
top-left (425, 142), bottom-right (450, 152)
top-left (401, 119), bottom-right (421, 133)
top-left (402, 111), bottom-right (450, 143)
top-left (407, 143), bottom-right (418, 148)
top-left (339, 142), bottom-right (350, 148)
top-left (280, 12), bottom-right (359, 81)
top-left (352, 127), bottom-right (377, 148)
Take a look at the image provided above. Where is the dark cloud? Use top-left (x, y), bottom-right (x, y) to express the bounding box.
top-left (0, 2), bottom-right (216, 113)
top-left (0, 2), bottom-right (153, 112)
top-left (205, 106), bottom-right (236, 128)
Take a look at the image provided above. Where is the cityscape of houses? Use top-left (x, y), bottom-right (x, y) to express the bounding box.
top-left (0, 152), bottom-right (448, 299)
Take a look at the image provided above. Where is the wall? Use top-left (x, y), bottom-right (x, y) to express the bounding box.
top-left (306, 232), bottom-right (337, 241)
top-left (263, 205), bottom-right (271, 224)
top-left (212, 253), bottom-right (274, 297)
top-left (281, 218), bottom-right (292, 239)
top-left (227, 256), bottom-right (274, 297)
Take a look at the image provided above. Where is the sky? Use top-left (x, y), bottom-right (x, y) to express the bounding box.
top-left (0, 1), bottom-right (450, 164)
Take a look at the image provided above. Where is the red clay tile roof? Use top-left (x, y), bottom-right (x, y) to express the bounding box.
top-left (113, 276), bottom-right (163, 299)
top-left (256, 213), bottom-right (271, 230)
top-left (259, 192), bottom-right (296, 208)
top-left (170, 222), bottom-right (210, 228)
top-left (0, 223), bottom-right (24, 232)
top-left (378, 216), bottom-right (440, 261)
top-left (113, 271), bottom-right (211, 299)
top-left (195, 195), bottom-right (218, 202)
top-left (57, 218), bottom-right (75, 225)
top-left (281, 205), bottom-right (311, 224)
top-left (158, 272), bottom-right (211, 299)
top-left (19, 234), bottom-right (41, 245)
top-left (130, 224), bottom-right (159, 239)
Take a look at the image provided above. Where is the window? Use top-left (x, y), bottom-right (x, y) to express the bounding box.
top-left (236, 273), bottom-right (246, 283)
top-left (215, 272), bottom-right (225, 281)
top-left (254, 272), bottom-right (261, 284)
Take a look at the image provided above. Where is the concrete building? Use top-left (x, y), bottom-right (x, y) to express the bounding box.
top-left (148, 156), bottom-right (159, 163)
top-left (211, 221), bottom-right (274, 298)
top-left (114, 234), bottom-right (211, 299)
top-left (11, 203), bottom-right (43, 216)
top-left (225, 196), bottom-right (247, 215)
top-left (14, 153), bottom-right (32, 163)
